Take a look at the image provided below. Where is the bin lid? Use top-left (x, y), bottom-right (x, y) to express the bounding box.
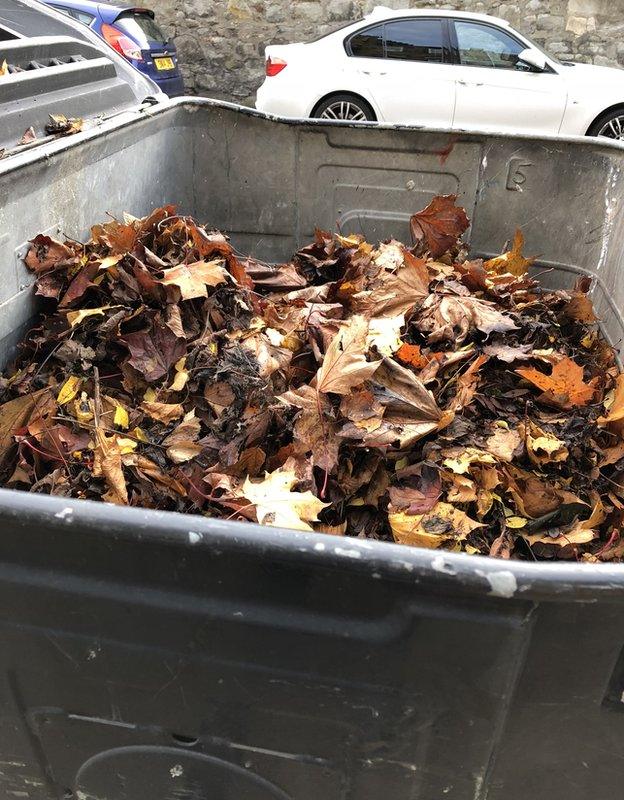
top-left (0, 0), bottom-right (165, 154)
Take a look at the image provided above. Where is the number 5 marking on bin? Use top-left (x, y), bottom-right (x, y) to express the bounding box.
top-left (506, 157), bottom-right (533, 191)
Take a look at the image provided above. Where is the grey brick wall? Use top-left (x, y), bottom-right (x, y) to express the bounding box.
top-left (149, 0), bottom-right (624, 102)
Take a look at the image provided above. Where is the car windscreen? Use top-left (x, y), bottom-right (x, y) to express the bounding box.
top-left (114, 11), bottom-right (168, 47)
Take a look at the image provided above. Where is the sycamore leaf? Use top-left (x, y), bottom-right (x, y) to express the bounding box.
top-left (390, 502), bottom-right (483, 549)
top-left (242, 469), bottom-right (329, 531)
top-left (159, 259), bottom-right (227, 300)
top-left (484, 230), bottom-right (536, 276)
top-left (315, 315), bottom-right (380, 395)
top-left (409, 195), bottom-right (470, 258)
top-left (516, 356), bottom-right (596, 409)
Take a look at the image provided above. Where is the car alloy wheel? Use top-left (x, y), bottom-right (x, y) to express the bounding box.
top-left (598, 115), bottom-right (624, 140)
top-left (319, 100), bottom-right (368, 121)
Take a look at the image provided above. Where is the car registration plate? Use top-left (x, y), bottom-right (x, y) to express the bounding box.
top-left (154, 57), bottom-right (174, 71)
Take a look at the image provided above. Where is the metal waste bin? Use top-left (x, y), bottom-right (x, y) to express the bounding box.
top-left (0, 98), bottom-right (623, 800)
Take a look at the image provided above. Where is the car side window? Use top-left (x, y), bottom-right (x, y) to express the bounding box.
top-left (348, 24), bottom-right (384, 58)
top-left (54, 6), bottom-right (95, 26)
top-left (385, 19), bottom-right (444, 63)
top-left (454, 21), bottom-right (524, 69)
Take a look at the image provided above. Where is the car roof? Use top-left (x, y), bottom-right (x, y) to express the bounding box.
top-left (363, 5), bottom-right (512, 26)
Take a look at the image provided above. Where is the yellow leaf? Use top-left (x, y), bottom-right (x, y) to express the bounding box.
top-left (143, 387), bottom-right (157, 403)
top-left (0, 60), bottom-right (8, 77)
top-left (389, 502), bottom-right (483, 549)
top-left (443, 447), bottom-right (496, 474)
top-left (57, 376), bottom-right (82, 405)
top-left (73, 392), bottom-right (93, 425)
top-left (98, 254), bottom-right (123, 270)
top-left (113, 404), bottom-right (129, 429)
top-left (66, 305), bottom-right (117, 327)
top-left (132, 426), bottom-right (149, 443)
top-left (242, 468), bottom-right (329, 531)
top-left (168, 357), bottom-right (189, 392)
top-left (116, 437), bottom-right (137, 455)
top-left (506, 516), bottom-right (528, 529)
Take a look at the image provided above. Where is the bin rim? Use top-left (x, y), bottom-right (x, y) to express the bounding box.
top-left (2, 95), bottom-right (624, 178)
top-left (1, 488), bottom-right (622, 602)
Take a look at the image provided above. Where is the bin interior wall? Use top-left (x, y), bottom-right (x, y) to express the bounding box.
top-left (1, 101), bottom-right (624, 369)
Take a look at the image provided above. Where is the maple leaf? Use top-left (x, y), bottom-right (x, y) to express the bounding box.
top-left (315, 315), bottom-right (381, 395)
top-left (598, 374), bottom-right (624, 425)
top-left (409, 195), bottom-right (470, 258)
top-left (516, 356), bottom-right (596, 408)
top-left (484, 230), bottom-right (536, 276)
top-left (241, 469), bottom-right (329, 531)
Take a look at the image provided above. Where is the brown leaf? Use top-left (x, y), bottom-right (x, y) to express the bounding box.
top-left (140, 401), bottom-right (184, 423)
top-left (410, 195), bottom-right (470, 258)
top-left (163, 413), bottom-right (202, 463)
top-left (159, 259), bottom-right (227, 300)
top-left (25, 235), bottom-right (77, 274)
top-left (484, 425), bottom-right (523, 462)
top-left (416, 293), bottom-right (517, 344)
top-left (0, 390), bottom-right (47, 465)
top-left (93, 429), bottom-right (128, 505)
top-left (122, 318), bottom-right (186, 382)
top-left (315, 315), bottom-right (380, 395)
top-left (19, 126), bottom-right (37, 146)
top-left (516, 356), bottom-right (596, 409)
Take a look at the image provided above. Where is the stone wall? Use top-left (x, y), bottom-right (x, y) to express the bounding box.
top-left (149, 0), bottom-right (624, 102)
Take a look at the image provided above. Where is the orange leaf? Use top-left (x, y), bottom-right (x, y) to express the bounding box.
top-left (396, 343), bottom-right (430, 369)
top-left (484, 229), bottom-right (536, 277)
top-left (516, 356), bottom-right (595, 408)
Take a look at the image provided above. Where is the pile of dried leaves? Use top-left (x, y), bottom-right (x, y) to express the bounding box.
top-left (3, 196), bottom-right (624, 562)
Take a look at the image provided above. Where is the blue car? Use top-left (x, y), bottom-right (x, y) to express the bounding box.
top-left (40, 0), bottom-right (184, 96)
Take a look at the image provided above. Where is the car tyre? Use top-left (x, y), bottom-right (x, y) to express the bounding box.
top-left (312, 94), bottom-right (376, 122)
top-left (587, 107), bottom-right (624, 140)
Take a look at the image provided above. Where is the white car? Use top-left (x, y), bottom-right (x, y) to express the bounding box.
top-left (256, 6), bottom-right (624, 139)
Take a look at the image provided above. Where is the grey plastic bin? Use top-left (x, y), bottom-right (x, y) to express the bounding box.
top-left (0, 99), bottom-right (623, 800)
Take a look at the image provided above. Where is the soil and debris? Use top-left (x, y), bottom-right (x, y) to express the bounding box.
top-left (2, 196), bottom-right (624, 562)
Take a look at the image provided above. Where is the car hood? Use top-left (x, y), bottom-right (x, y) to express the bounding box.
top-left (559, 61), bottom-right (624, 86)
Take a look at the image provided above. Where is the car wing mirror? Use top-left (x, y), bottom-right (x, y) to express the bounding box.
top-left (517, 48), bottom-right (547, 72)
